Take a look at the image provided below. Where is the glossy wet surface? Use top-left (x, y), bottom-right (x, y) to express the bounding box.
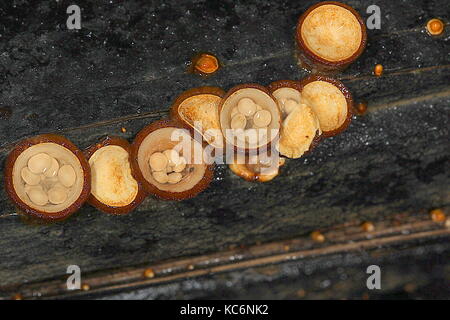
top-left (0, 0), bottom-right (448, 298)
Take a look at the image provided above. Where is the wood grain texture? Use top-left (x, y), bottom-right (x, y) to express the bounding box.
top-left (2, 212), bottom-right (448, 299)
top-left (0, 0), bottom-right (449, 297)
top-left (98, 235), bottom-right (450, 300)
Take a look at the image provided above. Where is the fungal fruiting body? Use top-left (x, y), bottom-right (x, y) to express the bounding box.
top-left (299, 75), bottom-right (353, 137)
top-left (355, 101), bottom-right (368, 115)
top-left (219, 84), bottom-right (281, 152)
top-left (301, 4), bottom-right (361, 61)
top-left (426, 18), bottom-right (444, 36)
top-left (170, 86), bottom-right (225, 148)
top-left (4, 134), bottom-right (90, 221)
top-left (131, 120), bottom-right (214, 200)
top-left (268, 80), bottom-right (321, 159)
top-left (84, 136), bottom-right (145, 214)
top-left (191, 53), bottom-right (220, 75)
top-left (374, 64), bottom-right (383, 76)
top-left (296, 1), bottom-right (367, 73)
top-left (229, 151), bottom-right (285, 183)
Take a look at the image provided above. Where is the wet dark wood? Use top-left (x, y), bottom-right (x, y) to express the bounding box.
top-left (98, 234), bottom-right (450, 300)
top-left (0, 0), bottom-right (449, 298)
top-left (1, 210), bottom-right (448, 299)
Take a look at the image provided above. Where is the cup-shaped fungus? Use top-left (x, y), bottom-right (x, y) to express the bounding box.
top-left (229, 150), bottom-right (285, 183)
top-left (299, 75), bottom-right (353, 137)
top-left (131, 120), bottom-right (214, 200)
top-left (296, 1), bottom-right (367, 73)
top-left (170, 86), bottom-right (225, 148)
top-left (268, 80), bottom-right (321, 158)
top-left (189, 53), bottom-right (220, 76)
top-left (84, 136), bottom-right (146, 214)
top-left (219, 84), bottom-right (281, 152)
top-left (4, 134), bottom-right (90, 221)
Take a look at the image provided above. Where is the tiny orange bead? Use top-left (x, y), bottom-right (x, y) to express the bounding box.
top-left (430, 209), bottom-right (446, 223)
top-left (143, 268), bottom-right (155, 278)
top-left (12, 293), bottom-right (23, 300)
top-left (311, 231), bottom-right (325, 243)
top-left (374, 64), bottom-right (383, 76)
top-left (426, 18), bottom-right (444, 36)
top-left (355, 102), bottom-right (368, 115)
top-left (81, 283), bottom-right (90, 291)
top-left (361, 221), bottom-right (375, 232)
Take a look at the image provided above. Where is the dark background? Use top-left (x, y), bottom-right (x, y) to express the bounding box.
top-left (0, 0), bottom-right (449, 299)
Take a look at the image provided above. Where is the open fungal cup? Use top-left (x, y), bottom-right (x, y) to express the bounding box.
top-left (268, 80), bottom-right (321, 158)
top-left (296, 1), bottom-right (367, 73)
top-left (4, 134), bottom-right (90, 221)
top-left (299, 75), bottom-right (353, 137)
top-left (219, 84), bottom-right (281, 152)
top-left (84, 136), bottom-right (146, 214)
top-left (170, 86), bottom-right (225, 148)
top-left (229, 151), bottom-right (285, 183)
top-left (131, 120), bottom-right (214, 200)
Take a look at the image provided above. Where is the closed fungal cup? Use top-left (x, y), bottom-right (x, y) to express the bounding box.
top-left (4, 134), bottom-right (91, 221)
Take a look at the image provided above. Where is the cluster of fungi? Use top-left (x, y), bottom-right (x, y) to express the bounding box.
top-left (4, 1), bottom-right (367, 221)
